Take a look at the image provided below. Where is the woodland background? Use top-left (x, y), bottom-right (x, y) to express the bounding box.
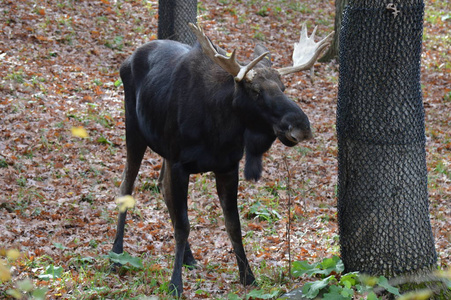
top-left (0, 0), bottom-right (449, 298)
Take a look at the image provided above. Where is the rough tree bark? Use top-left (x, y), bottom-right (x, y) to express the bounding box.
top-left (319, 0), bottom-right (348, 62)
top-left (337, 0), bottom-right (437, 278)
top-left (158, 0), bottom-right (197, 45)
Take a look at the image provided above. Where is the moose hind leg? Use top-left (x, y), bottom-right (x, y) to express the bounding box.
top-left (215, 168), bottom-right (256, 286)
top-left (183, 242), bottom-right (197, 269)
top-left (112, 131), bottom-right (147, 255)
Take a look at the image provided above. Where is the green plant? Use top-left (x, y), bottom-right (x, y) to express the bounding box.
top-left (38, 264), bottom-right (64, 281)
top-left (245, 288), bottom-right (280, 299)
top-left (256, 5), bottom-right (270, 17)
top-left (114, 78), bottom-right (122, 87)
top-left (444, 91), bottom-right (451, 102)
top-left (6, 278), bottom-right (48, 300)
top-left (140, 180), bottom-right (159, 193)
top-left (97, 135), bottom-right (113, 145)
top-left (89, 239), bottom-right (99, 249)
top-left (250, 24), bottom-right (265, 41)
top-left (264, 180), bottom-right (286, 197)
top-left (246, 200), bottom-right (281, 222)
top-left (2, 249), bottom-right (48, 299)
top-left (0, 158), bottom-right (8, 168)
top-left (292, 256), bottom-right (344, 278)
top-left (435, 160), bottom-right (450, 179)
top-left (17, 176), bottom-right (27, 187)
top-left (291, 256), bottom-right (451, 299)
top-left (289, 3), bottom-right (312, 14)
top-left (5, 71), bottom-right (25, 83)
top-left (105, 35), bottom-right (124, 50)
top-left (106, 251), bottom-right (143, 270)
top-left (291, 256), bottom-right (394, 299)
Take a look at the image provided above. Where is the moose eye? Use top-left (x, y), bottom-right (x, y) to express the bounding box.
top-left (251, 86), bottom-right (261, 97)
top-left (254, 90), bottom-right (260, 97)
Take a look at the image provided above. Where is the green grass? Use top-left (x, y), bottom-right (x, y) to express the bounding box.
top-left (0, 159), bottom-right (8, 168)
top-left (1, 249), bottom-right (179, 299)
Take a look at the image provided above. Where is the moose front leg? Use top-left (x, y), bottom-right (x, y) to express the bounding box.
top-left (215, 168), bottom-right (256, 286)
top-left (160, 160), bottom-right (192, 296)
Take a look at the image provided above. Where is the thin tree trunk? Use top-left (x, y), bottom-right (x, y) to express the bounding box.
top-left (337, 0), bottom-right (436, 277)
top-left (319, 0), bottom-right (348, 63)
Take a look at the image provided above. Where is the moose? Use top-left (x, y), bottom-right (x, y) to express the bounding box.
top-left (112, 23), bottom-right (333, 296)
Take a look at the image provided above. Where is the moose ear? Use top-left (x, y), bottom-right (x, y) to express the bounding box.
top-left (254, 44), bottom-right (272, 67)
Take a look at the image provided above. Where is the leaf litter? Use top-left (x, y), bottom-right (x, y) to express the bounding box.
top-left (0, 0), bottom-right (449, 298)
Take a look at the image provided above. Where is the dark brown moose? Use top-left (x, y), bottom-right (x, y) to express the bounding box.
top-left (112, 23), bottom-right (333, 296)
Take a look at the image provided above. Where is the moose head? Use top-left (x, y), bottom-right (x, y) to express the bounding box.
top-left (188, 23), bottom-right (332, 180)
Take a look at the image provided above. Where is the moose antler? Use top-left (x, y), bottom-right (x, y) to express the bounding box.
top-left (277, 23), bottom-right (334, 76)
top-left (189, 23), bottom-right (269, 82)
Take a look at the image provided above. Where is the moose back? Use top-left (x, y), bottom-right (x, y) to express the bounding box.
top-left (111, 23), bottom-right (332, 296)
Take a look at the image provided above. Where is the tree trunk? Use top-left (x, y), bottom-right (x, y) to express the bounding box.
top-left (158, 0), bottom-right (197, 45)
top-left (336, 0), bottom-right (436, 278)
top-left (319, 0), bottom-right (348, 63)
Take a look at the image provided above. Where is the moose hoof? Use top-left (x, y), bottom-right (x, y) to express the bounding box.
top-left (241, 274), bottom-right (257, 287)
top-left (184, 261), bottom-right (198, 271)
top-left (110, 261), bottom-right (125, 273)
top-left (183, 250), bottom-right (198, 270)
top-left (183, 257), bottom-right (198, 270)
top-left (168, 282), bottom-right (183, 298)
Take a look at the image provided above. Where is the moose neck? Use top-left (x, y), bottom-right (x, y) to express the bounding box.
top-left (231, 79), bottom-right (279, 181)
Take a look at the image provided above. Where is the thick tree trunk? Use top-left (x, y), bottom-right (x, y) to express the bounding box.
top-left (319, 0), bottom-right (348, 63)
top-left (337, 0), bottom-right (436, 277)
top-left (158, 0), bottom-right (197, 45)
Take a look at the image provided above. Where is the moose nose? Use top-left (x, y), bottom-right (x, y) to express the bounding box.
top-left (287, 128), bottom-right (312, 143)
top-left (303, 129), bottom-right (313, 140)
top-left (288, 132), bottom-right (299, 143)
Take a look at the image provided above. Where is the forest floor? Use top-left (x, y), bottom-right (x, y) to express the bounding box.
top-left (0, 0), bottom-right (449, 299)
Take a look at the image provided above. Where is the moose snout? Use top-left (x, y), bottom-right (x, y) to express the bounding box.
top-left (286, 126), bottom-right (313, 143)
top-left (273, 123), bottom-right (313, 147)
top-left (274, 111), bottom-right (312, 146)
